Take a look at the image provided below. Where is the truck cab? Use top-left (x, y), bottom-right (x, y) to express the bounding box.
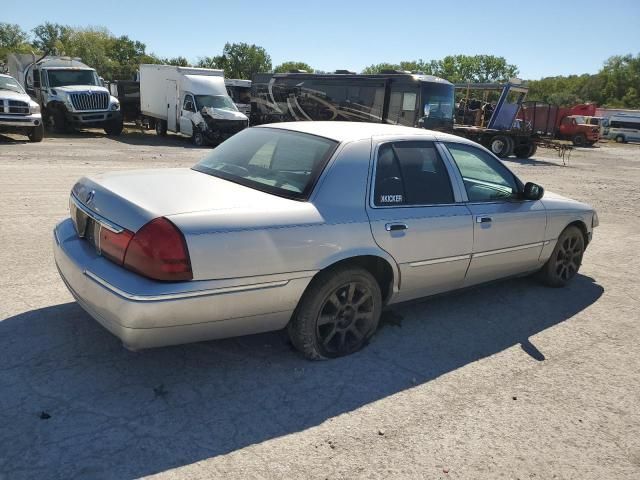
top-left (558, 115), bottom-right (599, 146)
top-left (7, 54), bottom-right (122, 135)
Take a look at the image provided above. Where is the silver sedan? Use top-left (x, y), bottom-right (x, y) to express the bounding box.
top-left (54, 122), bottom-right (598, 359)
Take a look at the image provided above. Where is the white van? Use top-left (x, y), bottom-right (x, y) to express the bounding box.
top-left (139, 64), bottom-right (248, 146)
top-left (608, 114), bottom-right (640, 143)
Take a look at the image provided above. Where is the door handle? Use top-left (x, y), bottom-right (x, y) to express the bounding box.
top-left (385, 223), bottom-right (408, 232)
top-left (476, 216), bottom-right (492, 223)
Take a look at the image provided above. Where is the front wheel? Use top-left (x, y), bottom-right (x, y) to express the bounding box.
top-left (615, 135), bottom-right (625, 143)
top-left (29, 123), bottom-right (44, 142)
top-left (288, 266), bottom-right (382, 360)
top-left (537, 226), bottom-right (585, 287)
top-left (104, 118), bottom-right (123, 136)
top-left (572, 133), bottom-right (587, 146)
top-left (192, 127), bottom-right (205, 146)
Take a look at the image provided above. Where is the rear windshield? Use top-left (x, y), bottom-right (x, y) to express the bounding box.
top-left (193, 127), bottom-right (338, 199)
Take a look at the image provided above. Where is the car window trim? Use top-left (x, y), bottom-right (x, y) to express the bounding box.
top-left (368, 138), bottom-right (462, 209)
top-left (441, 140), bottom-right (527, 204)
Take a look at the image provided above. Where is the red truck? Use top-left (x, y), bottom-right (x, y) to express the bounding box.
top-left (523, 103), bottom-right (600, 147)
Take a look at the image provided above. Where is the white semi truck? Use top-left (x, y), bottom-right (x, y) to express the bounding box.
top-left (7, 54), bottom-right (122, 135)
top-left (139, 64), bottom-right (248, 146)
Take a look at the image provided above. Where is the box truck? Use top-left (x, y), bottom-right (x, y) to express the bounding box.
top-left (139, 64), bottom-right (248, 146)
top-left (7, 54), bottom-right (122, 135)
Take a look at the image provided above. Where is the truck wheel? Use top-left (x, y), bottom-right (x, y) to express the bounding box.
top-left (490, 135), bottom-right (511, 158)
top-left (288, 265), bottom-right (382, 360)
top-left (104, 118), bottom-right (124, 136)
top-left (155, 120), bottom-right (167, 137)
top-left (572, 133), bottom-right (587, 146)
top-left (192, 127), bottom-right (205, 146)
top-left (615, 135), bottom-right (625, 143)
top-left (48, 109), bottom-right (68, 133)
top-left (514, 142), bottom-right (537, 159)
top-left (28, 124), bottom-right (44, 142)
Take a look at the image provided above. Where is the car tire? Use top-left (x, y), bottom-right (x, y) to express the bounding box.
top-left (29, 123), bottom-right (44, 142)
top-left (490, 135), bottom-right (511, 158)
top-left (514, 142), bottom-right (537, 159)
top-left (572, 133), bottom-right (587, 146)
top-left (288, 265), bottom-right (382, 360)
top-left (155, 120), bottom-right (167, 137)
top-left (47, 109), bottom-right (68, 133)
top-left (104, 118), bottom-right (123, 136)
top-left (537, 225), bottom-right (585, 287)
top-left (615, 135), bottom-right (625, 143)
top-left (192, 127), bottom-right (205, 146)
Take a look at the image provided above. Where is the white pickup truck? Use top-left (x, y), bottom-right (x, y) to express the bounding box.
top-left (0, 73), bottom-right (43, 142)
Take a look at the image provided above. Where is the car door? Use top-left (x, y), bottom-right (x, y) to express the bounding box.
top-left (442, 141), bottom-right (547, 286)
top-left (179, 93), bottom-right (195, 136)
top-left (366, 139), bottom-right (473, 303)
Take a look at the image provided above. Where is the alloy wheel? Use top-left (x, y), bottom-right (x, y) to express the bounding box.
top-left (555, 233), bottom-right (584, 282)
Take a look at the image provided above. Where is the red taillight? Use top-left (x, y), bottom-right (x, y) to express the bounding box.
top-left (123, 217), bottom-right (193, 281)
top-left (99, 227), bottom-right (134, 265)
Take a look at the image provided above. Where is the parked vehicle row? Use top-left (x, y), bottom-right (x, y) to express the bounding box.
top-left (54, 122), bottom-right (598, 358)
top-left (0, 73), bottom-right (44, 141)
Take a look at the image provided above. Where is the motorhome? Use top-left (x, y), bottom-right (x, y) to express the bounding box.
top-left (224, 79), bottom-right (252, 116)
top-left (250, 71), bottom-right (455, 131)
top-left (7, 54), bottom-right (122, 135)
top-left (139, 64), bottom-right (248, 145)
top-left (607, 114), bottom-right (640, 143)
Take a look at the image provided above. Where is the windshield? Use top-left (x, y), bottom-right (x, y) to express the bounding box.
top-left (227, 86), bottom-right (251, 103)
top-left (0, 76), bottom-right (25, 94)
top-left (46, 69), bottom-right (100, 87)
top-left (195, 95), bottom-right (238, 111)
top-left (573, 115), bottom-right (586, 124)
top-left (421, 82), bottom-right (454, 128)
top-left (193, 127), bottom-right (338, 199)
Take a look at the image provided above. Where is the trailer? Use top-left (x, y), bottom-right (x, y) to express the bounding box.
top-left (139, 64), bottom-right (248, 145)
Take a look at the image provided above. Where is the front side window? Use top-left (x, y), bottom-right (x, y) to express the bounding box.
top-left (46, 69), bottom-right (100, 87)
top-left (193, 128), bottom-right (337, 199)
top-left (446, 143), bottom-right (519, 202)
top-left (374, 142), bottom-right (454, 206)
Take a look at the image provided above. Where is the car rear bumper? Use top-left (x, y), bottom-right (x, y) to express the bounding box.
top-left (53, 218), bottom-right (313, 350)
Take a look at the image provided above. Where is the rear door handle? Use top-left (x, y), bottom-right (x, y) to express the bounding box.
top-left (385, 223), bottom-right (408, 231)
top-left (476, 216), bottom-right (492, 223)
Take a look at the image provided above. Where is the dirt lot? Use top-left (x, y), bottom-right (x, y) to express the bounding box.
top-left (0, 130), bottom-right (639, 480)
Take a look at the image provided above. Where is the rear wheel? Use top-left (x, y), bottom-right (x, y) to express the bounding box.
top-left (537, 225), bottom-right (585, 287)
top-left (615, 135), bottom-right (625, 143)
top-left (29, 123), bottom-right (44, 142)
top-left (490, 135), bottom-right (512, 158)
top-left (155, 119), bottom-right (167, 137)
top-left (572, 133), bottom-right (587, 146)
top-left (514, 142), bottom-right (537, 159)
top-left (288, 265), bottom-right (382, 360)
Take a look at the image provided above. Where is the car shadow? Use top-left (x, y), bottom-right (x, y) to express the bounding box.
top-left (0, 274), bottom-right (603, 479)
top-left (503, 155), bottom-right (566, 167)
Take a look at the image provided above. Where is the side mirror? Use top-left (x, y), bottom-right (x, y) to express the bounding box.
top-left (523, 182), bottom-right (544, 200)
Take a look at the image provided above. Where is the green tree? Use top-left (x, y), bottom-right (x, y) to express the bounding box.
top-left (32, 22), bottom-right (72, 55)
top-left (0, 23), bottom-right (32, 61)
top-left (214, 42), bottom-right (272, 79)
top-left (274, 61), bottom-right (313, 73)
top-left (160, 56), bottom-right (191, 67)
top-left (433, 55), bottom-right (518, 83)
top-left (195, 56), bottom-right (222, 69)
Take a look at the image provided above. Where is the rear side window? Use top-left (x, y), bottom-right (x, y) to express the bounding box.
top-left (374, 141), bottom-right (454, 206)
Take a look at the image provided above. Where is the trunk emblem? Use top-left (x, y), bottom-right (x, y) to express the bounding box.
top-left (85, 190), bottom-right (95, 205)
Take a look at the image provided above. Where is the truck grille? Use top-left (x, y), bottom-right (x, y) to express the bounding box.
top-left (1, 99), bottom-right (29, 115)
top-left (69, 92), bottom-right (109, 111)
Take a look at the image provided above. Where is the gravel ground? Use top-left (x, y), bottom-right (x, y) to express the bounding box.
top-left (0, 129), bottom-right (639, 480)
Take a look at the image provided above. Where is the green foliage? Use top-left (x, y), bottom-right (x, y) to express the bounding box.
top-left (31, 22), bottom-right (72, 55)
top-left (0, 23), bottom-right (32, 60)
top-left (274, 61), bottom-right (313, 73)
top-left (212, 42), bottom-right (272, 79)
top-left (528, 53), bottom-right (640, 108)
top-left (159, 56), bottom-right (191, 67)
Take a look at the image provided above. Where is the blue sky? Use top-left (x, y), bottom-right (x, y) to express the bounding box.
top-left (3, 0), bottom-right (639, 79)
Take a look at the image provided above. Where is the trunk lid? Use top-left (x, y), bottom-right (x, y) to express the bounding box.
top-left (71, 167), bottom-right (305, 232)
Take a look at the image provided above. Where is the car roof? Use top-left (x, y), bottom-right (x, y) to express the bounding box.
top-left (257, 121), bottom-right (472, 144)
